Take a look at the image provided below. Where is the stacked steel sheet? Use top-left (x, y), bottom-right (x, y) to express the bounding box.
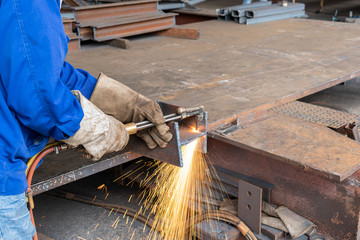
top-left (63, 18), bottom-right (82, 52)
top-left (216, 2), bottom-right (306, 25)
top-left (74, 0), bottom-right (177, 42)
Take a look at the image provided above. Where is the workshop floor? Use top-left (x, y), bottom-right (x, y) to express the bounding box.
top-left (34, 168), bottom-right (153, 240)
top-left (34, 1), bottom-right (360, 239)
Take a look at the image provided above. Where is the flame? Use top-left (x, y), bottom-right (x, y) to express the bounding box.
top-left (190, 127), bottom-right (200, 133)
top-left (132, 138), bottom-right (220, 239)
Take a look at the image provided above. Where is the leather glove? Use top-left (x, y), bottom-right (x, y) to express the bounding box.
top-left (61, 90), bottom-right (129, 161)
top-left (90, 73), bottom-right (172, 149)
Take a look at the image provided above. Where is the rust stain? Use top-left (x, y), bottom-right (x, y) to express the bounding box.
top-left (330, 212), bottom-right (344, 225)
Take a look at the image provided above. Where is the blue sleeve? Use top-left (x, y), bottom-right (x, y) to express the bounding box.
top-left (60, 62), bottom-right (97, 100)
top-left (0, 0), bottom-right (96, 140)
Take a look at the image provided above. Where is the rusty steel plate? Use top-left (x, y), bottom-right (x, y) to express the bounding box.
top-left (271, 101), bottom-right (357, 129)
top-left (211, 113), bottom-right (360, 182)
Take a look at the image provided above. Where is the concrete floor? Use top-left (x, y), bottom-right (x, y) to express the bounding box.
top-left (33, 1), bottom-right (360, 239)
top-left (34, 169), bottom-right (153, 240)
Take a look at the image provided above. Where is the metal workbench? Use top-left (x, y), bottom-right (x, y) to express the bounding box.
top-left (34, 19), bottom-right (360, 238)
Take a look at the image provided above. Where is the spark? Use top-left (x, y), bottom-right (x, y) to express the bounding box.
top-left (131, 138), bottom-right (221, 239)
top-left (130, 230), bottom-right (136, 240)
top-left (97, 184), bottom-right (108, 195)
top-left (123, 209), bottom-right (128, 218)
top-left (93, 223), bottom-right (99, 231)
top-left (108, 208), bottom-right (114, 216)
top-left (112, 216), bottom-right (120, 228)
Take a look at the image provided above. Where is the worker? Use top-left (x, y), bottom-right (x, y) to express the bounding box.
top-left (0, 0), bottom-right (172, 239)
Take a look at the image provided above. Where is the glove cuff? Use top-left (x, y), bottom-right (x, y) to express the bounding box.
top-left (90, 73), bottom-right (139, 123)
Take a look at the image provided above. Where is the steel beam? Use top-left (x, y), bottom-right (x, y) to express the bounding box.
top-left (207, 136), bottom-right (360, 239)
top-left (73, 0), bottom-right (159, 24)
top-left (91, 13), bottom-right (177, 42)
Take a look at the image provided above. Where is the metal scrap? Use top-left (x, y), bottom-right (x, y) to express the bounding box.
top-left (72, 0), bottom-right (177, 42)
top-left (217, 2), bottom-right (306, 25)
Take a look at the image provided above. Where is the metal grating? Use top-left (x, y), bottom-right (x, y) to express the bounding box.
top-left (271, 101), bottom-right (358, 129)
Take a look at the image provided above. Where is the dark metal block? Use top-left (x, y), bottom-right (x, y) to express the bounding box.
top-left (238, 179), bottom-right (262, 235)
top-left (261, 225), bottom-right (285, 240)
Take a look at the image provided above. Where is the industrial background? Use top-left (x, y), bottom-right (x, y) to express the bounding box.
top-left (29, 0), bottom-right (360, 239)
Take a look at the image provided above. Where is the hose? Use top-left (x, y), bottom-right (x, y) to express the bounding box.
top-left (26, 142), bottom-right (59, 176)
top-left (25, 143), bottom-right (67, 240)
top-left (190, 210), bottom-right (258, 240)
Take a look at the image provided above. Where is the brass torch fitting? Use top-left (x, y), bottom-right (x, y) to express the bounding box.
top-left (125, 122), bottom-right (138, 135)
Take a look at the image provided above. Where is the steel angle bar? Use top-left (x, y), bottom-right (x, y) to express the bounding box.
top-left (122, 102), bottom-right (207, 168)
top-left (246, 10), bottom-right (305, 25)
top-left (92, 13), bottom-right (177, 41)
top-left (73, 0), bottom-right (159, 24)
top-left (246, 3), bottom-right (305, 18)
top-left (217, 1), bottom-right (271, 20)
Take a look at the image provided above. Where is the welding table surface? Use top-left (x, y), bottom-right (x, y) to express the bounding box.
top-left (34, 19), bottom-right (360, 187)
top-left (67, 19), bottom-right (360, 130)
top-left (211, 113), bottom-right (360, 182)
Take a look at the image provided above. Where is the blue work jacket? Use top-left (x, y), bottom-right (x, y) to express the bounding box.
top-left (0, 0), bottom-right (97, 195)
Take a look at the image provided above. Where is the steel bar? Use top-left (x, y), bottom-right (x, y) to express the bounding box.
top-left (92, 13), bottom-right (177, 42)
top-left (246, 10), bottom-right (305, 25)
top-left (73, 0), bottom-right (159, 24)
top-left (31, 152), bottom-right (142, 195)
top-left (217, 1), bottom-right (271, 21)
top-left (245, 3), bottom-right (305, 18)
top-left (230, 1), bottom-right (272, 17)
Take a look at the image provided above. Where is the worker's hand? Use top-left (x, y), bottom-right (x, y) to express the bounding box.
top-left (90, 73), bottom-right (172, 149)
top-left (61, 90), bottom-right (129, 161)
